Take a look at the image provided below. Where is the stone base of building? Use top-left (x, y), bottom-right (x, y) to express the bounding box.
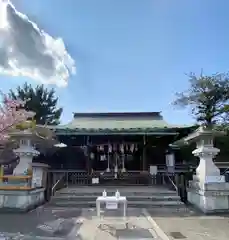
top-left (0, 188), bottom-right (45, 213)
top-left (188, 180), bottom-right (229, 213)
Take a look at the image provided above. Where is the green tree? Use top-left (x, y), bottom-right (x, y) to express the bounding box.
top-left (173, 72), bottom-right (229, 127)
top-left (9, 83), bottom-right (62, 125)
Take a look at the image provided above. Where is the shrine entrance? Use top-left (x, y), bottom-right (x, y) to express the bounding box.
top-left (87, 143), bottom-right (148, 184)
top-left (90, 143), bottom-right (142, 173)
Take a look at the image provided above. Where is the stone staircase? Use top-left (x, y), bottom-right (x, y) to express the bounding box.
top-left (48, 186), bottom-right (185, 208)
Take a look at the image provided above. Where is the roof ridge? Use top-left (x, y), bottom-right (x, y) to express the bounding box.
top-left (73, 112), bottom-right (162, 118)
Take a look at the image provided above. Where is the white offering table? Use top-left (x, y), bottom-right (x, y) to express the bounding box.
top-left (96, 196), bottom-right (127, 218)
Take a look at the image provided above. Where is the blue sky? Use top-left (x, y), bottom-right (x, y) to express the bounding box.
top-left (2, 0), bottom-right (229, 124)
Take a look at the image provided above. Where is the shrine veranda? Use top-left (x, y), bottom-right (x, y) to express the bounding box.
top-left (41, 112), bottom-right (195, 184)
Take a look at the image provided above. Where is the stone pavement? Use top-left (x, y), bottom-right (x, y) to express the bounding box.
top-left (77, 208), bottom-right (159, 239)
top-left (0, 206), bottom-right (159, 239)
top-left (145, 206), bottom-right (229, 240)
top-left (0, 207), bottom-right (82, 239)
top-left (1, 205), bottom-right (229, 239)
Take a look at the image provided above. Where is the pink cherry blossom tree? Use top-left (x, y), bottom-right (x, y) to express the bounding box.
top-left (0, 91), bottom-right (34, 142)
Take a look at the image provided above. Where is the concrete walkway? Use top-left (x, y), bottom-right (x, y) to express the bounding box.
top-left (145, 207), bottom-right (229, 240)
top-left (77, 208), bottom-right (159, 239)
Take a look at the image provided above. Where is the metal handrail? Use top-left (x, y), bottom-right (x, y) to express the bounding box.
top-left (51, 175), bottom-right (65, 196)
top-left (166, 173), bottom-right (178, 192)
top-left (211, 167), bottom-right (229, 182)
top-left (222, 167), bottom-right (229, 175)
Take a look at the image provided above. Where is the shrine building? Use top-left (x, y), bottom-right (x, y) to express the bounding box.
top-left (44, 112), bottom-right (194, 180)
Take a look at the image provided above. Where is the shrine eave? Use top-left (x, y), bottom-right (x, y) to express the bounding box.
top-left (171, 125), bottom-right (200, 146)
top-left (52, 127), bottom-right (184, 136)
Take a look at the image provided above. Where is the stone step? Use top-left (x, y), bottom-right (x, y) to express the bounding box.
top-left (51, 187), bottom-right (184, 209)
top-left (48, 200), bottom-right (184, 208)
top-left (58, 186), bottom-right (175, 192)
top-left (57, 189), bottom-right (178, 197)
top-left (53, 195), bottom-right (180, 202)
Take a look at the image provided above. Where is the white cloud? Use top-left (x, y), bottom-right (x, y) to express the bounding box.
top-left (0, 0), bottom-right (76, 87)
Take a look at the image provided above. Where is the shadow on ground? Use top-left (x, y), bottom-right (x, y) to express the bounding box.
top-left (0, 208), bottom-right (82, 239)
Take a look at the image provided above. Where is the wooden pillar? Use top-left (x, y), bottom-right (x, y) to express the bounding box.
top-left (0, 165), bottom-right (3, 182)
top-left (142, 135), bottom-right (146, 171)
top-left (86, 136), bottom-right (91, 174)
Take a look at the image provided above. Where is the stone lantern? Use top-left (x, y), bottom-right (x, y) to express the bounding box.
top-left (0, 120), bottom-right (56, 212)
top-left (11, 129), bottom-right (40, 175)
top-left (185, 126), bottom-right (229, 213)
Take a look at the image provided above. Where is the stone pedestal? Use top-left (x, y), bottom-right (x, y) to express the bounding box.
top-left (31, 163), bottom-right (49, 188)
top-left (186, 127), bottom-right (229, 213)
top-left (188, 181), bottom-right (229, 213)
top-left (0, 188), bottom-right (45, 212)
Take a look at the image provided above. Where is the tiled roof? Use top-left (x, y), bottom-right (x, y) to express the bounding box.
top-left (50, 120), bottom-right (192, 135)
top-left (61, 119), bottom-right (170, 129)
top-left (48, 113), bottom-right (193, 134)
top-left (54, 127), bottom-right (177, 134)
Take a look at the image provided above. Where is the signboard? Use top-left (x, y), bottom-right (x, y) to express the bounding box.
top-left (150, 166), bottom-right (157, 175)
top-left (166, 154), bottom-right (175, 173)
top-left (106, 201), bottom-right (118, 209)
top-left (166, 154), bottom-right (175, 167)
top-left (92, 177), bottom-right (99, 184)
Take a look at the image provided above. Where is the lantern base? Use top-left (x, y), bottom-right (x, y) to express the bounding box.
top-left (0, 187), bottom-right (45, 212)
